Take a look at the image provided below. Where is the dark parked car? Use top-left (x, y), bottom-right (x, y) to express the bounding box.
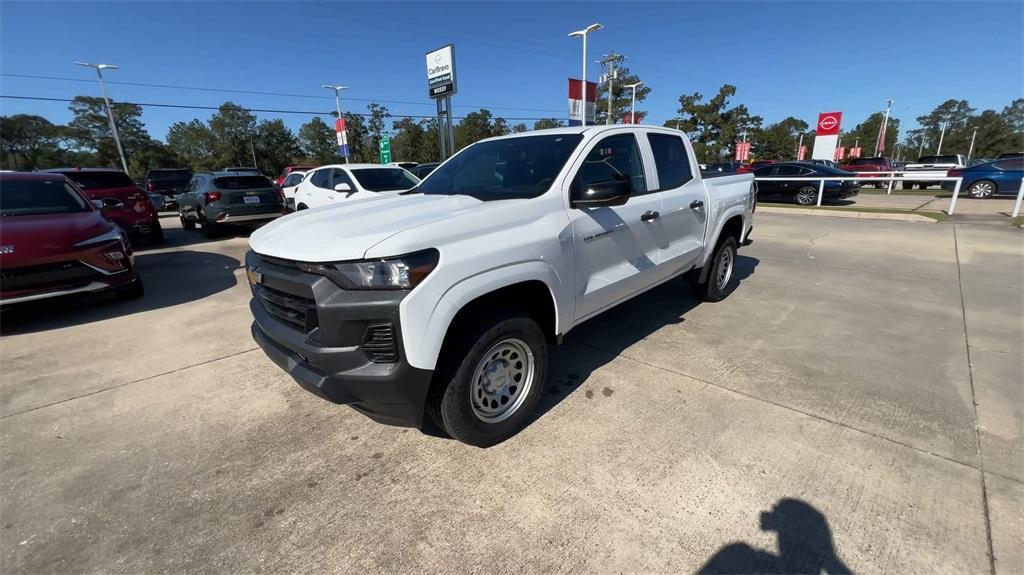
top-left (40, 168), bottom-right (163, 244)
top-left (177, 172), bottom-right (285, 238)
top-left (410, 162), bottom-right (440, 179)
top-left (804, 159), bottom-right (840, 169)
top-left (945, 158), bottom-right (1024, 198)
top-left (996, 152), bottom-right (1023, 160)
top-left (753, 162), bottom-right (859, 205)
top-left (144, 168), bottom-right (191, 211)
top-left (703, 161), bottom-right (747, 174)
top-left (0, 172), bottom-right (143, 305)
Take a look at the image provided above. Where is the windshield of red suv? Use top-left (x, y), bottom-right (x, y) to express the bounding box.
top-left (0, 178), bottom-right (91, 216)
top-left (55, 171), bottom-right (134, 189)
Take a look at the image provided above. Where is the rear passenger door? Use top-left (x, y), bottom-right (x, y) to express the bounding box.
top-left (567, 131), bottom-right (664, 322)
top-left (646, 132), bottom-right (706, 273)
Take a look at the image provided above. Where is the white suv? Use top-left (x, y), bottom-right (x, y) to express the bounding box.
top-left (293, 164), bottom-right (419, 210)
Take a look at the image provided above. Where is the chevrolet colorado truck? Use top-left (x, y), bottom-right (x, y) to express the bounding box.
top-left (246, 126), bottom-right (755, 446)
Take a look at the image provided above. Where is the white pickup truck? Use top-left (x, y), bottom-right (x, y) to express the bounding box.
top-left (246, 126), bottom-right (755, 446)
top-left (902, 154), bottom-right (966, 190)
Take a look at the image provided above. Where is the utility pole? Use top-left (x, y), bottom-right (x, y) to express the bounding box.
top-left (249, 135), bottom-right (259, 171)
top-left (624, 81), bottom-right (644, 124)
top-left (599, 53), bottom-right (623, 125)
top-left (967, 126), bottom-right (979, 160)
top-left (874, 98), bottom-right (893, 156)
top-left (568, 23), bottom-right (603, 127)
top-left (796, 133), bottom-right (804, 160)
top-left (936, 120), bottom-right (948, 155)
top-left (74, 62), bottom-right (129, 176)
top-left (322, 84), bottom-right (350, 163)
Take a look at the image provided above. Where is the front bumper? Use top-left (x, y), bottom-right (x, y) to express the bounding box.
top-left (246, 251), bottom-right (433, 428)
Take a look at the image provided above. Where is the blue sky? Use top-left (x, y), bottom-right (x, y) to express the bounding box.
top-left (2, 1), bottom-right (1021, 141)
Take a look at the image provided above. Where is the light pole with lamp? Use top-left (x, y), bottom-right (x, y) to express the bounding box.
top-left (74, 61), bottom-right (129, 176)
top-left (322, 84), bottom-right (350, 163)
top-left (624, 81), bottom-right (644, 124)
top-left (568, 23), bottom-right (603, 127)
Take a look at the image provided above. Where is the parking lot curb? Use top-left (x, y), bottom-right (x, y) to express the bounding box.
top-left (758, 206), bottom-right (937, 223)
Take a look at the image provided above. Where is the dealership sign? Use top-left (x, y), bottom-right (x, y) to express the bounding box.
top-left (568, 78), bottom-right (597, 126)
top-left (811, 111), bottom-right (843, 160)
top-left (426, 44), bottom-right (457, 99)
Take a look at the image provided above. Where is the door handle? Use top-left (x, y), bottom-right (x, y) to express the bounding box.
top-left (640, 210), bottom-right (660, 222)
top-left (690, 200), bottom-right (704, 209)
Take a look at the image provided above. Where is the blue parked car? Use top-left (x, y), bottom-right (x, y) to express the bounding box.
top-left (945, 158), bottom-right (1024, 198)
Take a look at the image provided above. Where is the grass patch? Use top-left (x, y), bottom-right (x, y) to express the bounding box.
top-left (1011, 216), bottom-right (1024, 227)
top-left (759, 202), bottom-right (949, 222)
top-left (858, 188), bottom-right (953, 198)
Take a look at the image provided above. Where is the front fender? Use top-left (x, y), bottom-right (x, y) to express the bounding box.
top-left (398, 261), bottom-right (568, 371)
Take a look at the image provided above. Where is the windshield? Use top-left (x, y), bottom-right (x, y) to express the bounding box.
top-left (54, 171), bottom-right (134, 189)
top-left (416, 134), bottom-right (583, 200)
top-left (917, 155), bottom-right (959, 164)
top-left (148, 169), bottom-right (191, 181)
top-left (350, 168), bottom-right (419, 192)
top-left (1, 177), bottom-right (91, 216)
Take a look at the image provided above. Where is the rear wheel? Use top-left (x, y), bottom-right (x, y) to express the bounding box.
top-left (968, 180), bottom-right (996, 199)
top-left (430, 310), bottom-right (548, 447)
top-left (794, 186), bottom-right (818, 205)
top-left (690, 236), bottom-right (739, 303)
top-left (180, 212), bottom-right (195, 231)
top-left (201, 215), bottom-right (219, 239)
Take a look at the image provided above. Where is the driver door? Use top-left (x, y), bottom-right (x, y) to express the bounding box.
top-left (567, 132), bottom-right (664, 322)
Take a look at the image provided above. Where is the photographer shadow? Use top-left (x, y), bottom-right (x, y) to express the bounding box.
top-left (699, 498), bottom-right (852, 575)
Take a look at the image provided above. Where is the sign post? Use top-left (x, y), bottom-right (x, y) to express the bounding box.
top-left (426, 44), bottom-right (457, 161)
top-left (811, 112), bottom-right (843, 161)
top-left (379, 134), bottom-right (391, 165)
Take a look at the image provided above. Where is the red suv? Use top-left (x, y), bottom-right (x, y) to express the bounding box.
top-left (273, 165), bottom-right (314, 187)
top-left (41, 168), bottom-right (163, 244)
top-left (0, 172), bottom-right (143, 305)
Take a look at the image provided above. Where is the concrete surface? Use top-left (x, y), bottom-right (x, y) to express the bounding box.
top-left (1, 213), bottom-right (1021, 573)
top-left (813, 190), bottom-right (1018, 218)
top-left (757, 206), bottom-right (936, 222)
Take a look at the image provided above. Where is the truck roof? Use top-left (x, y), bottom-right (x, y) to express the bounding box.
top-left (479, 124), bottom-right (685, 143)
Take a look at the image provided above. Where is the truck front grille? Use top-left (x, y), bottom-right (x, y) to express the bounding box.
top-left (256, 284), bottom-right (317, 333)
top-left (362, 323), bottom-right (398, 363)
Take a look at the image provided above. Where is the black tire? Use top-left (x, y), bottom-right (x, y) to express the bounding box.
top-left (201, 216), bottom-right (219, 239)
top-left (690, 236), bottom-right (739, 303)
top-left (918, 183), bottom-right (929, 190)
top-left (431, 310), bottom-right (548, 447)
top-left (115, 277), bottom-right (144, 300)
top-left (794, 186), bottom-right (817, 206)
top-left (296, 203), bottom-right (308, 211)
top-left (968, 179), bottom-right (997, 199)
top-left (148, 222), bottom-right (165, 245)
top-left (180, 212), bottom-right (196, 231)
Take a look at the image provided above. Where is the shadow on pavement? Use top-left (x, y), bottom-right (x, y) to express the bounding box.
top-left (698, 498), bottom-right (852, 574)
top-left (531, 255), bottom-right (759, 422)
top-left (0, 249), bottom-right (241, 335)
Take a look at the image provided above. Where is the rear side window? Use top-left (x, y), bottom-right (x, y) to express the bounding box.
top-left (56, 171), bottom-right (133, 189)
top-left (774, 166), bottom-right (803, 176)
top-left (647, 133), bottom-right (693, 190)
top-left (577, 134), bottom-right (647, 195)
top-left (918, 155), bottom-right (959, 164)
top-left (995, 159), bottom-right (1024, 170)
top-left (212, 176), bottom-right (272, 189)
top-left (331, 169), bottom-right (355, 189)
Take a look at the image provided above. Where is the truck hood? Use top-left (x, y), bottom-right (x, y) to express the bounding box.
top-left (249, 193), bottom-right (485, 261)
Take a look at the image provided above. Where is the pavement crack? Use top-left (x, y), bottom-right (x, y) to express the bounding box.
top-left (0, 347), bottom-right (260, 421)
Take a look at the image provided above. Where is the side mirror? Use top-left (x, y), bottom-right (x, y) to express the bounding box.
top-left (571, 179), bottom-right (631, 209)
top-left (334, 183), bottom-right (352, 193)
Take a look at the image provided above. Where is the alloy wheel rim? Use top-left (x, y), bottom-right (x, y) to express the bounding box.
top-left (797, 189), bottom-right (816, 204)
top-left (715, 246), bottom-right (734, 290)
top-left (470, 338), bottom-right (535, 423)
top-left (972, 182), bottom-right (994, 198)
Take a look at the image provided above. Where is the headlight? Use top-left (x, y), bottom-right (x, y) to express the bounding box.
top-left (300, 249), bottom-right (439, 290)
top-left (74, 227), bottom-right (122, 247)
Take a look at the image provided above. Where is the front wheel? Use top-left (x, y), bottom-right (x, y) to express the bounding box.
top-left (431, 310), bottom-right (548, 447)
top-left (115, 277), bottom-right (144, 300)
top-left (690, 236), bottom-right (739, 303)
top-left (968, 180), bottom-right (996, 199)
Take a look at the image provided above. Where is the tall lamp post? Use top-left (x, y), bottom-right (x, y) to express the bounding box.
top-left (936, 120), bottom-right (949, 155)
top-left (967, 126), bottom-right (979, 161)
top-left (624, 81), bottom-right (644, 124)
top-left (568, 23), bottom-right (603, 127)
top-left (74, 61), bottom-right (129, 176)
top-left (874, 98), bottom-right (893, 156)
top-left (322, 84), bottom-right (349, 163)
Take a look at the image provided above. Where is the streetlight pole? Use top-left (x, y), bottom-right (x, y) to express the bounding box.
top-left (874, 98), bottom-right (893, 157)
top-left (796, 133), bottom-right (804, 160)
top-left (936, 120), bottom-right (948, 155)
top-left (967, 127), bottom-right (979, 161)
top-left (74, 62), bottom-right (129, 176)
top-left (322, 84), bottom-right (349, 163)
top-left (624, 81), bottom-right (644, 124)
top-left (568, 23), bottom-right (603, 127)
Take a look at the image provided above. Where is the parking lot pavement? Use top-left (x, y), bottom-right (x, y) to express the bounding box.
top-left (1, 214), bottom-right (1021, 573)
top-left (824, 191), bottom-right (1018, 216)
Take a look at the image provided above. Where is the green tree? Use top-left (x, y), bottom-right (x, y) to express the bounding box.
top-left (255, 119), bottom-right (300, 176)
top-left (511, 123), bottom-right (528, 133)
top-left (342, 111), bottom-right (370, 163)
top-left (916, 99), bottom-right (975, 154)
top-left (966, 110), bottom-right (1017, 159)
top-left (391, 117), bottom-right (427, 163)
top-left (128, 140), bottom-right (184, 178)
top-left (167, 119), bottom-right (217, 171)
top-left (841, 112), bottom-right (901, 158)
top-left (665, 84), bottom-right (762, 162)
top-left (298, 117), bottom-right (338, 164)
top-left (594, 55), bottom-right (651, 124)
top-left (208, 102), bottom-right (259, 168)
top-left (0, 114), bottom-right (80, 170)
top-left (533, 118), bottom-right (563, 130)
top-left (455, 109), bottom-right (505, 150)
top-left (366, 103), bottom-right (391, 163)
top-left (67, 96), bottom-right (151, 172)
top-left (750, 117), bottom-right (809, 160)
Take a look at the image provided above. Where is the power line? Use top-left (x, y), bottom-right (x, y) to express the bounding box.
top-left (0, 73), bottom-right (565, 114)
top-left (0, 94), bottom-right (557, 121)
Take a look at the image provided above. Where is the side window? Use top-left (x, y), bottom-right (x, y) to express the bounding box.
top-left (995, 159), bottom-right (1023, 171)
top-left (331, 169), bottom-right (354, 189)
top-left (646, 133), bottom-right (693, 190)
top-left (775, 165), bottom-right (802, 177)
top-left (797, 167), bottom-right (817, 176)
top-left (310, 169), bottom-right (331, 189)
top-left (577, 134), bottom-right (647, 195)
